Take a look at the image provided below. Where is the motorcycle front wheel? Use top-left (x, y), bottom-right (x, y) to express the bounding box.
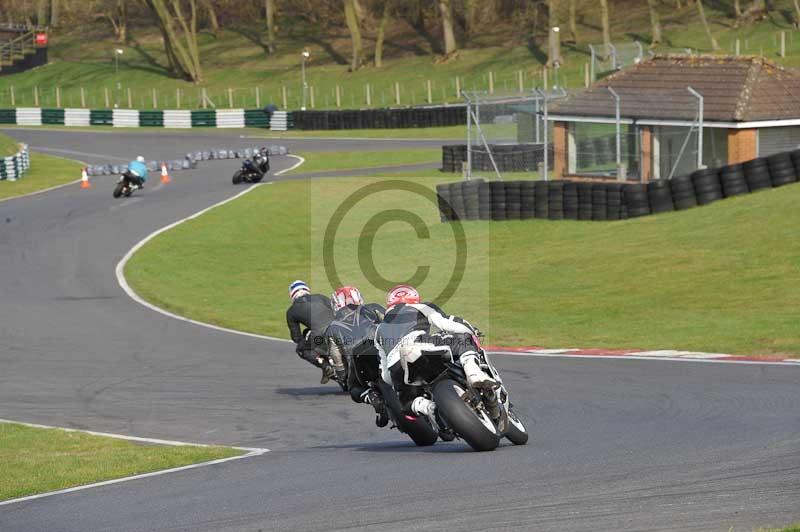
top-left (504, 408), bottom-right (528, 445)
top-left (232, 170), bottom-right (244, 185)
top-left (113, 182), bottom-right (125, 198)
top-left (433, 379), bottom-right (500, 452)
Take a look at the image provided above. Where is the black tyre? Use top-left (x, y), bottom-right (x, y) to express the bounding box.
top-left (112, 182), bottom-right (125, 198)
top-left (623, 184), bottom-right (651, 218)
top-left (647, 179), bottom-right (674, 213)
top-left (719, 164), bottom-right (749, 197)
top-left (432, 379), bottom-right (500, 452)
top-left (377, 381), bottom-right (438, 447)
top-left (504, 408), bottom-right (529, 445)
top-left (123, 186), bottom-right (133, 197)
top-left (232, 170), bottom-right (244, 185)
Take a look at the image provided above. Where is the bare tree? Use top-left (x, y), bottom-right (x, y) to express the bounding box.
top-left (265, 0), bottom-right (276, 54)
top-left (145, 0), bottom-right (203, 82)
top-left (344, 0), bottom-right (363, 70)
top-left (374, 0), bottom-right (392, 68)
top-left (696, 0), bottom-right (719, 50)
top-left (646, 0), bottom-right (662, 45)
top-left (97, 0), bottom-right (128, 43)
top-left (438, 0), bottom-right (457, 56)
top-left (567, 0), bottom-right (577, 43)
top-left (547, 0), bottom-right (560, 67)
top-left (50, 0), bottom-right (60, 26)
top-left (734, 0), bottom-right (742, 17)
top-left (199, 0), bottom-right (219, 36)
top-left (599, 0), bottom-right (611, 50)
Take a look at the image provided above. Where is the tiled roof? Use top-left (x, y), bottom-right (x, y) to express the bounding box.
top-left (550, 55), bottom-right (800, 122)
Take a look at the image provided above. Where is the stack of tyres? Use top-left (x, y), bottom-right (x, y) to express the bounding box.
top-left (577, 182), bottom-right (593, 220)
top-left (623, 184), bottom-right (651, 217)
top-left (462, 179), bottom-right (482, 221)
top-left (743, 158), bottom-right (772, 192)
top-left (520, 181), bottom-right (536, 219)
top-left (534, 181), bottom-right (549, 219)
top-left (490, 181), bottom-right (507, 221)
top-left (591, 184), bottom-right (608, 221)
top-left (505, 181), bottom-right (522, 220)
top-left (766, 152), bottom-right (798, 187)
top-left (690, 167), bottom-right (723, 205)
top-left (670, 175), bottom-right (697, 210)
top-left (563, 181), bottom-right (579, 220)
top-left (478, 182), bottom-right (492, 220)
top-left (647, 179), bottom-right (674, 213)
top-left (790, 149), bottom-right (800, 176)
top-left (448, 182), bottom-right (466, 221)
top-left (547, 181), bottom-right (565, 220)
top-left (719, 163), bottom-right (749, 197)
top-left (606, 183), bottom-right (624, 220)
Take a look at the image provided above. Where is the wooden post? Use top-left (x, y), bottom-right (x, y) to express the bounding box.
top-left (281, 84), bottom-right (287, 109)
top-left (255, 86), bottom-right (261, 108)
top-left (79, 87), bottom-right (85, 108)
top-left (543, 67), bottom-right (549, 90)
top-left (103, 87), bottom-right (109, 108)
top-left (488, 71), bottom-right (494, 94)
top-left (152, 88), bottom-right (157, 109)
top-left (10, 85), bottom-right (14, 107)
top-left (176, 88), bottom-right (181, 108)
top-left (365, 83), bottom-right (371, 106)
top-left (201, 88), bottom-right (208, 109)
top-left (395, 81), bottom-right (400, 105)
top-left (335, 85), bottom-right (341, 108)
top-left (735, 38), bottom-right (740, 56)
top-left (56, 87), bottom-right (62, 108)
top-left (227, 88), bottom-right (233, 108)
top-left (455, 76), bottom-right (461, 98)
top-left (426, 79), bottom-right (432, 104)
top-left (310, 86), bottom-right (315, 108)
top-left (780, 31), bottom-right (786, 57)
top-left (518, 70), bottom-right (524, 92)
top-left (127, 88), bottom-right (132, 108)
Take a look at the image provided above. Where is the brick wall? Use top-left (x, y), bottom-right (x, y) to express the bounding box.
top-left (727, 128), bottom-right (757, 164)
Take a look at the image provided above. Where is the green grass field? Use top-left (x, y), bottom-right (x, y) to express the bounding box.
top-left (287, 149), bottom-right (440, 174)
top-left (4, 2), bottom-right (800, 111)
top-left (0, 151), bottom-right (84, 201)
top-left (0, 422), bottom-right (240, 501)
top-left (0, 131), bottom-right (19, 155)
top-left (125, 167), bottom-right (800, 357)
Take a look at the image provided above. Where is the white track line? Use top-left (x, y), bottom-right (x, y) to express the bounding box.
top-left (0, 419), bottom-right (268, 507)
top-left (0, 178), bottom-right (83, 204)
top-left (486, 351), bottom-right (800, 367)
top-left (114, 156), bottom-right (305, 344)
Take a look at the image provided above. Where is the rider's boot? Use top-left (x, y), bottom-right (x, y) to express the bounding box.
top-left (361, 389), bottom-right (389, 427)
top-left (460, 352), bottom-right (497, 390)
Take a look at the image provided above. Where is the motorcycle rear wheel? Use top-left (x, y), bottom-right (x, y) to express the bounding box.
top-left (113, 182), bottom-right (125, 198)
top-left (433, 379), bottom-right (500, 452)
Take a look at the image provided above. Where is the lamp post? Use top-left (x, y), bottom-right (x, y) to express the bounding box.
top-left (301, 50), bottom-right (310, 111)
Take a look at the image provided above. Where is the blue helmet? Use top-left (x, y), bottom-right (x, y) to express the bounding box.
top-left (289, 280), bottom-right (310, 301)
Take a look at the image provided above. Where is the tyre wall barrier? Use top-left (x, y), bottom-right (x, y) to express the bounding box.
top-left (441, 144), bottom-right (554, 173)
top-left (291, 106), bottom-right (466, 130)
top-left (0, 108), bottom-right (274, 129)
top-left (436, 147), bottom-right (800, 224)
top-left (0, 143), bottom-right (30, 181)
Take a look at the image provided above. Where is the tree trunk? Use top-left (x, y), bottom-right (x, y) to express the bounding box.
top-left (37, 0), bottom-right (47, 25)
top-left (200, 0), bottom-right (219, 37)
top-left (145, 0), bottom-right (203, 83)
top-left (599, 0), bottom-right (611, 50)
top-left (696, 0), bottom-right (719, 50)
top-left (646, 0), bottom-right (662, 45)
top-left (547, 0), bottom-right (560, 67)
top-left (438, 0), bottom-right (457, 56)
top-left (374, 0), bottom-right (392, 68)
top-left (49, 0), bottom-right (59, 27)
top-left (344, 0), bottom-right (363, 71)
top-left (118, 0), bottom-right (128, 44)
top-left (734, 0), bottom-right (742, 17)
top-left (568, 0), bottom-right (577, 42)
top-left (265, 0), bottom-right (276, 54)
top-left (793, 0), bottom-right (800, 27)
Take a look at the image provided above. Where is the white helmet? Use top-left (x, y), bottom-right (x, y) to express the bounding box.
top-left (136, 155), bottom-right (145, 163)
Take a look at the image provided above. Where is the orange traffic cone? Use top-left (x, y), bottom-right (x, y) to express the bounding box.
top-left (80, 168), bottom-right (91, 189)
top-left (160, 163), bottom-right (171, 184)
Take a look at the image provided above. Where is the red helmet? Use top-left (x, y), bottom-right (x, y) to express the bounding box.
top-left (331, 286), bottom-right (364, 311)
top-left (386, 284), bottom-right (420, 308)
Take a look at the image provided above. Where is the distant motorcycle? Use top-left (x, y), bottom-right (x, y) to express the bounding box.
top-left (232, 152), bottom-right (270, 184)
top-left (112, 171), bottom-right (141, 198)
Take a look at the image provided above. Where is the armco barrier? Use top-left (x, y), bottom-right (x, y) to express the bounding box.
top-left (436, 148), bottom-right (800, 224)
top-left (0, 143), bottom-right (30, 181)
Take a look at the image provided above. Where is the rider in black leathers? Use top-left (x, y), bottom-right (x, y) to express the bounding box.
top-left (286, 280), bottom-right (336, 383)
top-left (325, 286), bottom-right (389, 425)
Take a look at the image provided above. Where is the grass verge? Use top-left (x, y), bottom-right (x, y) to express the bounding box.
top-left (287, 148), bottom-right (440, 175)
top-left (125, 170), bottom-right (800, 357)
top-left (0, 152), bottom-right (85, 201)
top-left (0, 422), bottom-right (241, 502)
top-left (0, 132), bottom-right (19, 155)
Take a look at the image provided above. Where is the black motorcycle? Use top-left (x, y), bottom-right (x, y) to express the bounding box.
top-left (112, 171), bottom-right (141, 198)
top-left (347, 338), bottom-right (439, 447)
top-left (232, 153), bottom-right (270, 184)
top-left (395, 334), bottom-right (528, 452)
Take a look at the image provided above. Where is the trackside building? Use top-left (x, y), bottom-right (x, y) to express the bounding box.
top-left (547, 55), bottom-right (800, 181)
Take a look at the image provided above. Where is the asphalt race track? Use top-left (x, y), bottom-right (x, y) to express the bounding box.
top-left (1, 129), bottom-right (798, 532)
